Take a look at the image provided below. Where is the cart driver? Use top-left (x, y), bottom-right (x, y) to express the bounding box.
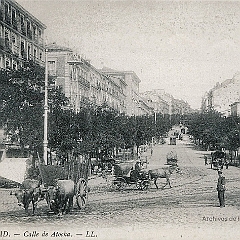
top-left (130, 161), bottom-right (141, 181)
top-left (135, 161), bottom-right (141, 172)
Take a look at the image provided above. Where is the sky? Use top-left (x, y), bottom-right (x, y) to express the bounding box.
top-left (17, 0), bottom-right (240, 109)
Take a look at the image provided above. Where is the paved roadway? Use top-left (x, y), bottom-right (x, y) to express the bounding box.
top-left (1, 134), bottom-right (240, 240)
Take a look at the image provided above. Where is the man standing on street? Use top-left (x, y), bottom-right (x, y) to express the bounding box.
top-left (217, 170), bottom-right (226, 207)
top-left (204, 155), bottom-right (208, 165)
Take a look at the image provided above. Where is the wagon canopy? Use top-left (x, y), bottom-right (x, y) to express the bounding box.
top-left (212, 151), bottom-right (226, 160)
top-left (166, 150), bottom-right (177, 160)
top-left (113, 161), bottom-right (135, 177)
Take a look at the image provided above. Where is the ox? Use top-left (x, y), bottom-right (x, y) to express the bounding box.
top-left (10, 179), bottom-right (43, 215)
top-left (46, 179), bottom-right (75, 215)
top-left (148, 165), bottom-right (180, 189)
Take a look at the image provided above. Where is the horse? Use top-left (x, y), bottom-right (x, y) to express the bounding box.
top-left (148, 165), bottom-right (180, 189)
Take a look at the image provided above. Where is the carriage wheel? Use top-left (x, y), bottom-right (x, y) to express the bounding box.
top-left (136, 180), bottom-right (142, 189)
top-left (76, 178), bottom-right (88, 210)
top-left (140, 180), bottom-right (149, 190)
top-left (113, 177), bottom-right (127, 190)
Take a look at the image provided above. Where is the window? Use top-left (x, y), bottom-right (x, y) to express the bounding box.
top-left (12, 34), bottom-right (15, 44)
top-left (48, 61), bottom-right (56, 75)
top-left (38, 29), bottom-right (42, 38)
top-left (28, 45), bottom-right (31, 59)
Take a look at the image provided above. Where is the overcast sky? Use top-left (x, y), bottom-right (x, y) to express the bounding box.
top-left (17, 0), bottom-right (240, 109)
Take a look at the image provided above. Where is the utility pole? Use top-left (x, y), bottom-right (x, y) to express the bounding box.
top-left (43, 48), bottom-right (48, 165)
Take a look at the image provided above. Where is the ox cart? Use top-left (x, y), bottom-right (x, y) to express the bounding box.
top-left (38, 158), bottom-right (90, 214)
top-left (211, 151), bottom-right (226, 170)
top-left (112, 161), bottom-right (150, 190)
top-left (166, 150), bottom-right (178, 165)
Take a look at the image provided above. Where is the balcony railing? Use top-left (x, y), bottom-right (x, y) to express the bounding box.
top-left (79, 75), bottom-right (90, 88)
top-left (21, 25), bottom-right (26, 36)
top-left (27, 29), bottom-right (32, 40)
top-left (5, 13), bottom-right (11, 25)
top-left (21, 51), bottom-right (27, 59)
top-left (0, 9), bottom-right (3, 21)
top-left (38, 37), bottom-right (44, 45)
top-left (12, 19), bottom-right (18, 30)
top-left (4, 39), bottom-right (12, 52)
top-left (12, 45), bottom-right (19, 56)
top-left (0, 37), bottom-right (4, 49)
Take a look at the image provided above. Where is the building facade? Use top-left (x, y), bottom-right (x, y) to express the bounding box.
top-left (201, 73), bottom-right (240, 116)
top-left (0, 0), bottom-right (46, 69)
top-left (101, 68), bottom-right (145, 116)
top-left (47, 43), bottom-right (126, 113)
top-left (140, 90), bottom-right (170, 115)
top-left (140, 89), bottom-right (193, 116)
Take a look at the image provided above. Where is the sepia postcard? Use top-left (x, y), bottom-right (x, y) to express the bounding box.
top-left (1, 0), bottom-right (240, 239)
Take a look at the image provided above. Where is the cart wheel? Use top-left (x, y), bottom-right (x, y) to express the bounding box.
top-left (140, 180), bottom-right (149, 190)
top-left (76, 178), bottom-right (88, 210)
top-left (136, 180), bottom-right (142, 189)
top-left (113, 177), bottom-right (127, 190)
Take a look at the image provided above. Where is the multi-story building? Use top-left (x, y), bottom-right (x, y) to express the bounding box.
top-left (47, 43), bottom-right (126, 113)
top-left (140, 90), bottom-right (170, 115)
top-left (140, 89), bottom-right (193, 115)
top-left (0, 0), bottom-right (46, 69)
top-left (101, 68), bottom-right (144, 116)
top-left (201, 72), bottom-right (240, 116)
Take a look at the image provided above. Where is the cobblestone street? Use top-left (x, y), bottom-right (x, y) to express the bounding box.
top-left (1, 135), bottom-right (240, 240)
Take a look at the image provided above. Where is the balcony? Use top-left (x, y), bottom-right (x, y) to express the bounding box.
top-left (12, 45), bottom-right (19, 57)
top-left (5, 13), bottom-right (11, 25)
top-left (12, 19), bottom-right (18, 31)
top-left (27, 29), bottom-right (32, 40)
top-left (38, 37), bottom-right (44, 46)
top-left (0, 37), bottom-right (4, 49)
top-left (21, 25), bottom-right (26, 36)
top-left (0, 9), bottom-right (3, 21)
top-left (48, 69), bottom-right (56, 76)
top-left (21, 51), bottom-right (27, 60)
top-left (79, 76), bottom-right (90, 88)
top-left (4, 39), bottom-right (12, 53)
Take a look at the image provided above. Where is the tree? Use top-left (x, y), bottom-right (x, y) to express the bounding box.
top-left (0, 61), bottom-right (68, 157)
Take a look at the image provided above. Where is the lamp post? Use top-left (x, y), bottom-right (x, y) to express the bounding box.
top-left (43, 48), bottom-right (48, 165)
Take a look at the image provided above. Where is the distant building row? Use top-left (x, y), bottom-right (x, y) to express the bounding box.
top-left (0, 0), bottom-right (193, 116)
top-left (201, 72), bottom-right (240, 116)
top-left (47, 42), bottom-right (193, 116)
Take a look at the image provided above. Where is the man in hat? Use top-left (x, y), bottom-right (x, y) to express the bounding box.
top-left (217, 170), bottom-right (226, 207)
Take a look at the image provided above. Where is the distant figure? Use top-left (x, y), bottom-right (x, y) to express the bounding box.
top-left (216, 170), bottom-right (226, 208)
top-left (204, 155), bottom-right (208, 165)
top-left (150, 148), bottom-right (153, 156)
top-left (225, 159), bottom-right (229, 169)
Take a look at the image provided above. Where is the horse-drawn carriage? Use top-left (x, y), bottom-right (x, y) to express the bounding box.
top-left (211, 151), bottom-right (226, 170)
top-left (166, 150), bottom-right (178, 165)
top-left (112, 161), bottom-right (150, 190)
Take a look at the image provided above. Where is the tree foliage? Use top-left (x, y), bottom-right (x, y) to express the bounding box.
top-left (187, 111), bottom-right (240, 151)
top-left (0, 62), bottom-right (174, 163)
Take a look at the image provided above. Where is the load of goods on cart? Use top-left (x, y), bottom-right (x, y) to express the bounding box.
top-left (166, 150), bottom-right (178, 165)
top-left (211, 150), bottom-right (226, 170)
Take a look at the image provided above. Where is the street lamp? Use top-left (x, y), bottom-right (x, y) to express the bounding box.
top-left (43, 48), bottom-right (48, 165)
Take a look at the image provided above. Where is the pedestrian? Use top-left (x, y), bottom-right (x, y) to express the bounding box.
top-left (150, 148), bottom-right (153, 156)
top-left (225, 159), bottom-right (229, 169)
top-left (204, 155), bottom-right (208, 165)
top-left (216, 170), bottom-right (226, 208)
